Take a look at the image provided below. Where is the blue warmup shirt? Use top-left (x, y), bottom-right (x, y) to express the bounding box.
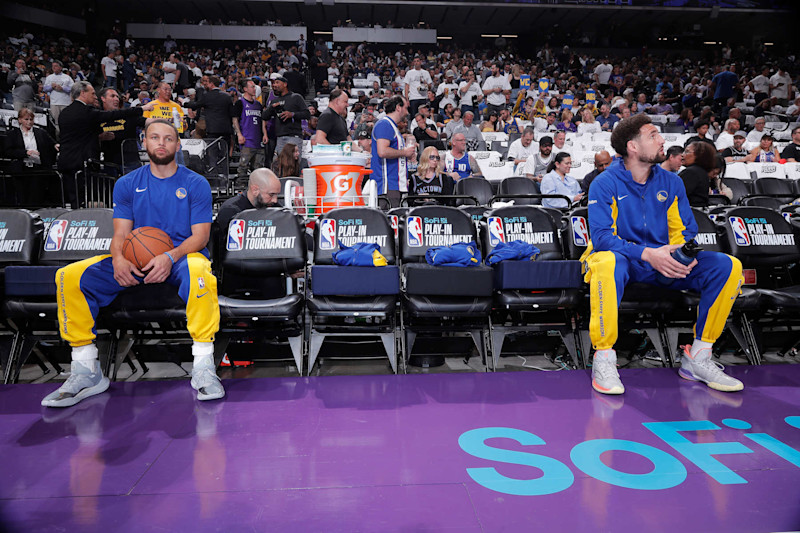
top-left (587, 159), bottom-right (697, 261)
top-left (371, 116), bottom-right (407, 194)
top-left (113, 164), bottom-right (213, 253)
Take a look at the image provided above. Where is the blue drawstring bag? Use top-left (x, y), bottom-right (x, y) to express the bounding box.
top-left (332, 242), bottom-right (387, 267)
top-left (425, 241), bottom-right (482, 267)
top-left (485, 240), bottom-right (540, 265)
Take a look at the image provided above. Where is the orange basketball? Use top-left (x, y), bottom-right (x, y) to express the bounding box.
top-left (122, 227), bottom-right (174, 271)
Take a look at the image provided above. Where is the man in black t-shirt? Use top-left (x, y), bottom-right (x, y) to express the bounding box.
top-left (316, 88), bottom-right (351, 145)
top-left (781, 126), bottom-right (800, 162)
top-left (216, 168), bottom-right (282, 238)
top-left (721, 131), bottom-right (751, 163)
top-left (98, 87), bottom-right (147, 175)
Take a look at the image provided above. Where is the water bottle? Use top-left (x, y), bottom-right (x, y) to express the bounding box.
top-left (657, 240), bottom-right (701, 285)
top-left (172, 108), bottom-right (181, 131)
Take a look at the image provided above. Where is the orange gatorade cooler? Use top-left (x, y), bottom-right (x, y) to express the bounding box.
top-left (305, 150), bottom-right (371, 214)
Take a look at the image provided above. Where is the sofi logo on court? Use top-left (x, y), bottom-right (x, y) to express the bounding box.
top-left (459, 416), bottom-right (800, 495)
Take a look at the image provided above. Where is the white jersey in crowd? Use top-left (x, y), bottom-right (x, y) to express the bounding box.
top-left (436, 81), bottom-right (459, 109)
top-left (404, 67), bottom-right (433, 100)
top-left (594, 62), bottom-right (613, 84)
top-left (770, 72), bottom-right (792, 100)
top-left (482, 74), bottom-right (511, 106)
top-left (162, 60), bottom-right (176, 84)
top-left (751, 74), bottom-right (770, 94)
top-left (43, 72), bottom-right (74, 107)
top-left (101, 56), bottom-right (117, 78)
top-left (458, 80), bottom-right (483, 107)
top-left (507, 139), bottom-right (538, 162)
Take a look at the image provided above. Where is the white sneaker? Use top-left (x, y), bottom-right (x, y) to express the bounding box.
top-left (592, 350), bottom-right (625, 395)
top-left (41, 360), bottom-right (110, 408)
top-left (679, 346), bottom-right (744, 392)
top-left (191, 359), bottom-right (225, 401)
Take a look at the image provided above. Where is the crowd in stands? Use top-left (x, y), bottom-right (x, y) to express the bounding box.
top-left (1, 24), bottom-right (799, 208)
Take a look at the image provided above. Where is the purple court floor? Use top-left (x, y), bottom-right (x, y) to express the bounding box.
top-left (2, 365), bottom-right (800, 532)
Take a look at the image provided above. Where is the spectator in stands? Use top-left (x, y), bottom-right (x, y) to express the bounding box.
top-left (534, 111), bottom-right (559, 133)
top-left (272, 142), bottom-right (302, 178)
top-left (684, 119), bottom-right (716, 149)
top-left (43, 60), bottom-right (73, 136)
top-left (480, 110), bottom-right (498, 132)
top-left (58, 81), bottom-right (154, 207)
top-left (651, 93), bottom-right (674, 115)
top-left (122, 54), bottom-right (138, 93)
top-left (660, 145), bottom-right (684, 174)
top-left (746, 117), bottom-right (767, 143)
top-left (8, 59), bottom-right (36, 111)
top-left (3, 107), bottom-right (57, 173)
top-left (597, 104), bottom-right (619, 132)
top-left (781, 126), bottom-right (800, 162)
top-left (541, 152), bottom-right (583, 209)
top-left (184, 75), bottom-right (234, 142)
top-left (709, 155), bottom-right (733, 202)
top-left (458, 69), bottom-right (482, 116)
top-left (546, 96), bottom-right (560, 115)
top-left (497, 107), bottom-right (524, 135)
top-left (557, 109), bottom-right (577, 133)
top-left (749, 66), bottom-right (771, 104)
top-left (507, 127), bottom-right (537, 167)
top-left (715, 118), bottom-right (740, 152)
top-left (581, 150), bottom-right (613, 193)
top-left (316, 88), bottom-right (352, 145)
top-left (309, 49), bottom-right (328, 93)
top-left (98, 87), bottom-right (147, 175)
top-left (370, 95), bottom-right (416, 207)
top-left (404, 57), bottom-right (432, 117)
top-left (441, 132), bottom-right (481, 181)
top-left (408, 146), bottom-right (455, 205)
top-left (284, 62), bottom-right (307, 97)
top-left (676, 108), bottom-right (694, 132)
top-left (770, 66), bottom-right (792, 106)
top-left (233, 79), bottom-right (267, 184)
top-left (711, 64), bottom-right (738, 109)
top-left (412, 113), bottom-right (438, 144)
top-left (261, 75), bottom-right (309, 156)
top-left (444, 108), bottom-right (463, 139)
top-left (552, 131), bottom-right (569, 153)
top-left (577, 108), bottom-right (601, 134)
top-left (453, 111), bottom-right (482, 151)
top-left (722, 131), bottom-right (752, 163)
top-left (749, 133), bottom-right (780, 162)
top-left (145, 82), bottom-right (186, 135)
top-left (586, 114), bottom-right (744, 395)
top-left (522, 135), bottom-right (554, 182)
top-left (635, 93), bottom-right (652, 114)
top-left (482, 62), bottom-right (511, 116)
top-left (593, 58), bottom-right (613, 92)
top-left (679, 141), bottom-right (717, 208)
top-left (216, 169), bottom-right (282, 238)
top-left (101, 50), bottom-right (118, 88)
top-left (436, 70), bottom-right (458, 111)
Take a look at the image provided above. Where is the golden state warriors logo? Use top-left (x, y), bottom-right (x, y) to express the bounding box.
top-left (657, 190), bottom-right (668, 202)
top-left (176, 188), bottom-right (187, 199)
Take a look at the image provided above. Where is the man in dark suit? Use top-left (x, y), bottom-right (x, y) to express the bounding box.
top-left (183, 75), bottom-right (234, 139)
top-left (3, 107), bottom-right (59, 206)
top-left (58, 81), bottom-right (154, 206)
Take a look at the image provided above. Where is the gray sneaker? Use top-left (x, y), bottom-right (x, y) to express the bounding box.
top-left (41, 360), bottom-right (110, 408)
top-left (592, 351), bottom-right (625, 395)
top-left (679, 346), bottom-right (744, 392)
top-left (191, 360), bottom-right (225, 401)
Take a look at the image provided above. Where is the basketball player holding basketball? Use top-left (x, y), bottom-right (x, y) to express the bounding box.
top-left (42, 119), bottom-right (223, 407)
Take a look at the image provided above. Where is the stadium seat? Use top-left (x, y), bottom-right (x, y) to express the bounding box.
top-left (479, 160), bottom-right (516, 182)
top-left (722, 177), bottom-right (753, 204)
top-left (748, 162), bottom-right (786, 180)
top-left (496, 177), bottom-right (541, 205)
top-left (400, 205), bottom-right (493, 369)
top-left (482, 205), bottom-right (584, 369)
top-left (306, 207), bottom-right (400, 374)
top-left (724, 162), bottom-right (752, 181)
top-left (454, 177), bottom-right (494, 206)
top-left (215, 207), bottom-right (307, 374)
top-left (753, 177), bottom-right (795, 203)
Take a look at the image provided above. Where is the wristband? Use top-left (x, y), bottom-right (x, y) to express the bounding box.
top-left (164, 251), bottom-right (175, 265)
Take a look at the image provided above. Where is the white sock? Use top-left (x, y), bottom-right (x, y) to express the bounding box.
top-left (72, 344), bottom-right (98, 362)
top-left (192, 342), bottom-right (214, 366)
top-left (594, 349), bottom-right (616, 361)
top-left (690, 339), bottom-right (713, 359)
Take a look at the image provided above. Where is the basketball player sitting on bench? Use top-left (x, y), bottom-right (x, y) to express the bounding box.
top-left (42, 119), bottom-right (223, 407)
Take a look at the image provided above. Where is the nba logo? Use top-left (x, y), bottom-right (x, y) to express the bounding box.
top-left (571, 216), bottom-right (589, 247)
top-left (319, 219), bottom-right (337, 250)
top-left (227, 219), bottom-right (245, 251)
top-left (488, 217), bottom-right (506, 246)
top-left (783, 212), bottom-right (792, 224)
top-left (728, 217), bottom-right (751, 246)
top-left (407, 216), bottom-right (423, 247)
top-left (44, 220), bottom-right (68, 251)
top-left (389, 215), bottom-right (399, 238)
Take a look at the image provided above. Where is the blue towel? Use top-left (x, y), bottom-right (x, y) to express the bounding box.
top-left (425, 241), bottom-right (482, 267)
top-left (332, 242), bottom-right (387, 267)
top-left (485, 240), bottom-right (540, 265)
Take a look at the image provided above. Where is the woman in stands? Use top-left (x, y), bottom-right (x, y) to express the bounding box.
top-left (546, 96), bottom-right (560, 115)
top-left (577, 108), bottom-right (601, 134)
top-left (3, 108), bottom-right (57, 173)
top-left (679, 141), bottom-right (717, 207)
top-left (272, 142), bottom-right (302, 178)
top-left (676, 108), bottom-right (694, 132)
top-left (556, 109), bottom-right (577, 133)
top-left (481, 110), bottom-right (499, 132)
top-left (406, 145), bottom-right (455, 206)
top-left (540, 152), bottom-right (583, 209)
top-left (749, 133), bottom-right (780, 162)
top-left (709, 154), bottom-right (734, 202)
